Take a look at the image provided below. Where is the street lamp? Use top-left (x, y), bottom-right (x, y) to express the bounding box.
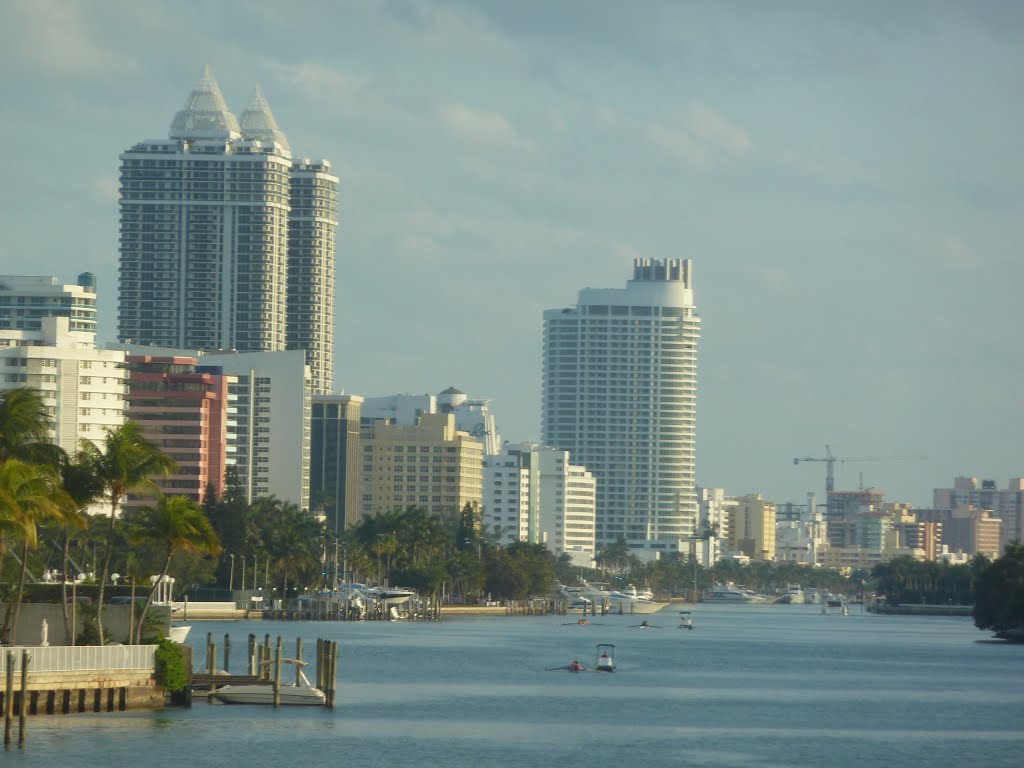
top-left (253, 554), bottom-right (258, 591)
top-left (229, 554), bottom-right (235, 593)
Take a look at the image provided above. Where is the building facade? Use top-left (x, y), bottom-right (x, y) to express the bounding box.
top-left (542, 258), bottom-right (701, 557)
top-left (483, 443), bottom-right (596, 564)
top-left (310, 393), bottom-right (363, 533)
top-left (0, 274), bottom-right (98, 339)
top-left (117, 68), bottom-right (336, 394)
top-left (728, 494), bottom-right (777, 562)
top-left (1, 317), bottom-right (127, 457)
top-left (123, 354), bottom-right (231, 513)
top-left (361, 388), bottom-right (503, 455)
top-left (359, 413), bottom-right (484, 521)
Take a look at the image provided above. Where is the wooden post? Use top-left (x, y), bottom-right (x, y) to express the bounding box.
top-left (262, 634), bottom-right (271, 680)
top-left (4, 650), bottom-right (15, 747)
top-left (295, 637), bottom-right (303, 687)
top-left (247, 634), bottom-right (256, 676)
top-left (272, 636), bottom-right (283, 709)
top-left (223, 634), bottom-right (231, 674)
top-left (18, 650), bottom-right (29, 748)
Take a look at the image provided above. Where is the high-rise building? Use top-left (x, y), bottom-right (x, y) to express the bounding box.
top-left (359, 413), bottom-right (484, 521)
top-left (361, 388), bottom-right (502, 455)
top-left (123, 354), bottom-right (232, 514)
top-left (117, 67), bottom-right (337, 393)
top-left (483, 443), bottom-right (596, 565)
top-left (0, 273), bottom-right (98, 339)
top-left (310, 393), bottom-right (363, 533)
top-left (1, 317), bottom-right (127, 457)
top-left (542, 258), bottom-right (701, 557)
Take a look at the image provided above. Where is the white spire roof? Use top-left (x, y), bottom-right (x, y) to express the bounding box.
top-left (239, 86), bottom-right (291, 153)
top-left (169, 65), bottom-right (241, 140)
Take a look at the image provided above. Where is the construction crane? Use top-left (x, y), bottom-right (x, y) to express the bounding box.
top-left (793, 444), bottom-right (925, 495)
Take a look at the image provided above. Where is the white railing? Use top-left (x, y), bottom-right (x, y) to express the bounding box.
top-left (0, 645), bottom-right (157, 674)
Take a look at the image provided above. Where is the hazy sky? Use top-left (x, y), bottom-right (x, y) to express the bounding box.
top-left (2, 0), bottom-right (1021, 507)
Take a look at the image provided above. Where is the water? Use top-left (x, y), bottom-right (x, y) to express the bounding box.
top-left (7, 604), bottom-right (1023, 767)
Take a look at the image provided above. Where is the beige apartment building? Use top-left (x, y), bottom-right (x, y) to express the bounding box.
top-left (728, 494), bottom-right (776, 562)
top-left (359, 413), bottom-right (484, 520)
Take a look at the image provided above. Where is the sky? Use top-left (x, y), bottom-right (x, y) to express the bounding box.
top-left (1, 0), bottom-right (1021, 508)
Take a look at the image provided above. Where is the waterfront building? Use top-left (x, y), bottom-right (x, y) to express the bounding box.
top-left (483, 443), bottom-right (596, 565)
top-left (542, 258), bottom-right (701, 558)
top-left (123, 354), bottom-right (232, 513)
top-left (727, 494), bottom-right (777, 562)
top-left (117, 67), bottom-right (337, 394)
top-left (361, 388), bottom-right (502, 455)
top-left (310, 393), bottom-right (363, 533)
top-left (1, 317), bottom-right (126, 457)
top-left (933, 476), bottom-right (1024, 550)
top-left (0, 273), bottom-right (97, 339)
top-left (359, 413), bottom-right (483, 521)
top-left (696, 487), bottom-right (734, 566)
top-left (773, 493), bottom-right (827, 564)
top-left (111, 343), bottom-right (312, 509)
top-left (945, 506), bottom-right (1002, 559)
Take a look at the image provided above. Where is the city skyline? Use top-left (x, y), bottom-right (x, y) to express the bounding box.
top-left (1, 1), bottom-right (1021, 507)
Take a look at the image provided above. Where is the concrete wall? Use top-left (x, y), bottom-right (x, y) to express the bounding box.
top-left (1, 603), bottom-right (171, 645)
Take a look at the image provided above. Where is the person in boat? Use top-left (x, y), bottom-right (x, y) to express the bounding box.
top-left (578, 619), bottom-right (589, 625)
top-left (570, 660), bottom-right (583, 671)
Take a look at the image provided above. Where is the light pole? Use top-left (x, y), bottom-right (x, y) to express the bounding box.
top-left (229, 554), bottom-right (235, 593)
top-left (253, 554), bottom-right (258, 591)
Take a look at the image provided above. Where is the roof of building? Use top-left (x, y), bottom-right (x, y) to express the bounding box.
top-left (169, 66), bottom-right (241, 140)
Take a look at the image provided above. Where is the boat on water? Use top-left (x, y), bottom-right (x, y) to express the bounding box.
top-left (622, 584), bottom-right (655, 601)
top-left (212, 659), bottom-right (326, 706)
top-left (779, 587), bottom-right (805, 604)
top-left (595, 644), bottom-right (615, 673)
top-left (168, 625), bottom-right (191, 644)
top-left (678, 611), bottom-right (694, 630)
top-left (564, 581), bottom-right (669, 615)
top-left (341, 583), bottom-right (415, 606)
top-left (701, 584), bottom-right (775, 604)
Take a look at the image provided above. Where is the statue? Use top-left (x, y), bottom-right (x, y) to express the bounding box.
top-left (40, 618), bottom-right (49, 647)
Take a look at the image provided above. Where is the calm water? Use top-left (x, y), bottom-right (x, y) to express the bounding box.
top-left (7, 604), bottom-right (1023, 768)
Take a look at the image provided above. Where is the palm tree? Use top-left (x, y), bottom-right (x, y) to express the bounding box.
top-left (0, 386), bottom-right (64, 466)
top-left (80, 421), bottom-right (176, 643)
top-left (0, 459), bottom-right (67, 643)
top-left (57, 454), bottom-right (104, 643)
top-left (130, 495), bottom-right (221, 643)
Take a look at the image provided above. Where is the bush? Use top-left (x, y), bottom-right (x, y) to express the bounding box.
top-left (154, 638), bottom-right (188, 693)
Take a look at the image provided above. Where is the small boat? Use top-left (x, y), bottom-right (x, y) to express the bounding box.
top-left (780, 586), bottom-right (805, 604)
top-left (212, 659), bottom-right (326, 706)
top-left (168, 625), bottom-right (191, 644)
top-left (595, 644), bottom-right (615, 673)
top-left (678, 611), bottom-right (694, 630)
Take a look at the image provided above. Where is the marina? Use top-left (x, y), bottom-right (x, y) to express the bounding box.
top-left (8, 603), bottom-right (1023, 767)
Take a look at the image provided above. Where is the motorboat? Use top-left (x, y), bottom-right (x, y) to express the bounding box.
top-left (212, 659), bottom-right (326, 706)
top-left (622, 584), bottom-right (655, 601)
top-left (780, 587), bottom-right (805, 604)
top-left (701, 584), bottom-right (774, 604)
top-left (168, 625), bottom-right (191, 644)
top-left (342, 583), bottom-right (414, 606)
top-left (566, 581), bottom-right (669, 615)
top-left (678, 611), bottom-right (694, 630)
top-left (553, 586), bottom-right (593, 612)
top-left (595, 644), bottom-right (615, 673)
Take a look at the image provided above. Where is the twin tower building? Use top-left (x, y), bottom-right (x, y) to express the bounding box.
top-left (117, 66), bottom-right (336, 394)
top-left (115, 68), bottom-right (702, 557)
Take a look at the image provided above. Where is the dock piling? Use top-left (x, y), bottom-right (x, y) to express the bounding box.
top-left (4, 650), bottom-right (14, 747)
top-left (18, 651), bottom-right (29, 747)
top-left (272, 636), bottom-right (283, 709)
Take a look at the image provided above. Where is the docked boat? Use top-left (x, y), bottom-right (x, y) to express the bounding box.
top-left (779, 587), bottom-right (805, 604)
top-left (212, 659), bottom-right (326, 706)
top-left (168, 625), bottom-right (191, 644)
top-left (701, 584), bottom-right (774, 604)
top-left (566, 581), bottom-right (669, 615)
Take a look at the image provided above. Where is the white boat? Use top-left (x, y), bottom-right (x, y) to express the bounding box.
top-left (780, 587), bottom-right (805, 604)
top-left (678, 611), bottom-right (694, 630)
top-left (168, 625), bottom-right (191, 644)
top-left (622, 584), bottom-right (655, 601)
top-left (567, 581), bottom-right (669, 615)
top-left (343, 583), bottom-right (414, 606)
top-left (701, 584), bottom-right (774, 604)
top-left (212, 659), bottom-right (326, 706)
top-left (595, 644), bottom-right (615, 673)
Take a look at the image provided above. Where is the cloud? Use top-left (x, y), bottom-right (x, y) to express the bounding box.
top-left (643, 104), bottom-right (750, 169)
top-left (440, 104), bottom-right (534, 153)
top-left (0, 0), bottom-right (128, 77)
top-left (265, 60), bottom-right (369, 107)
top-left (775, 146), bottom-right (880, 189)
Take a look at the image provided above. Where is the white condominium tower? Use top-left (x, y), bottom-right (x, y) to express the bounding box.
top-left (118, 67), bottom-right (337, 393)
top-left (542, 258), bottom-right (701, 556)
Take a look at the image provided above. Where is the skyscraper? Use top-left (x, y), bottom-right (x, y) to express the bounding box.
top-left (542, 258), bottom-right (701, 558)
top-left (118, 67), bottom-right (337, 392)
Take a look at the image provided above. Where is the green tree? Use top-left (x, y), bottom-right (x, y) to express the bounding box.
top-left (80, 421), bottom-right (176, 643)
top-left (973, 542), bottom-right (1024, 633)
top-left (56, 454), bottom-right (103, 643)
top-left (130, 495), bottom-right (221, 642)
top-left (0, 386), bottom-right (63, 465)
top-left (0, 458), bottom-right (67, 643)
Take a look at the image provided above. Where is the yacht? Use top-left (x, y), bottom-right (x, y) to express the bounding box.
top-left (566, 581), bottom-right (668, 615)
top-left (780, 586), bottom-right (805, 604)
top-left (212, 659), bottom-right (326, 706)
top-left (702, 584), bottom-right (774, 604)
